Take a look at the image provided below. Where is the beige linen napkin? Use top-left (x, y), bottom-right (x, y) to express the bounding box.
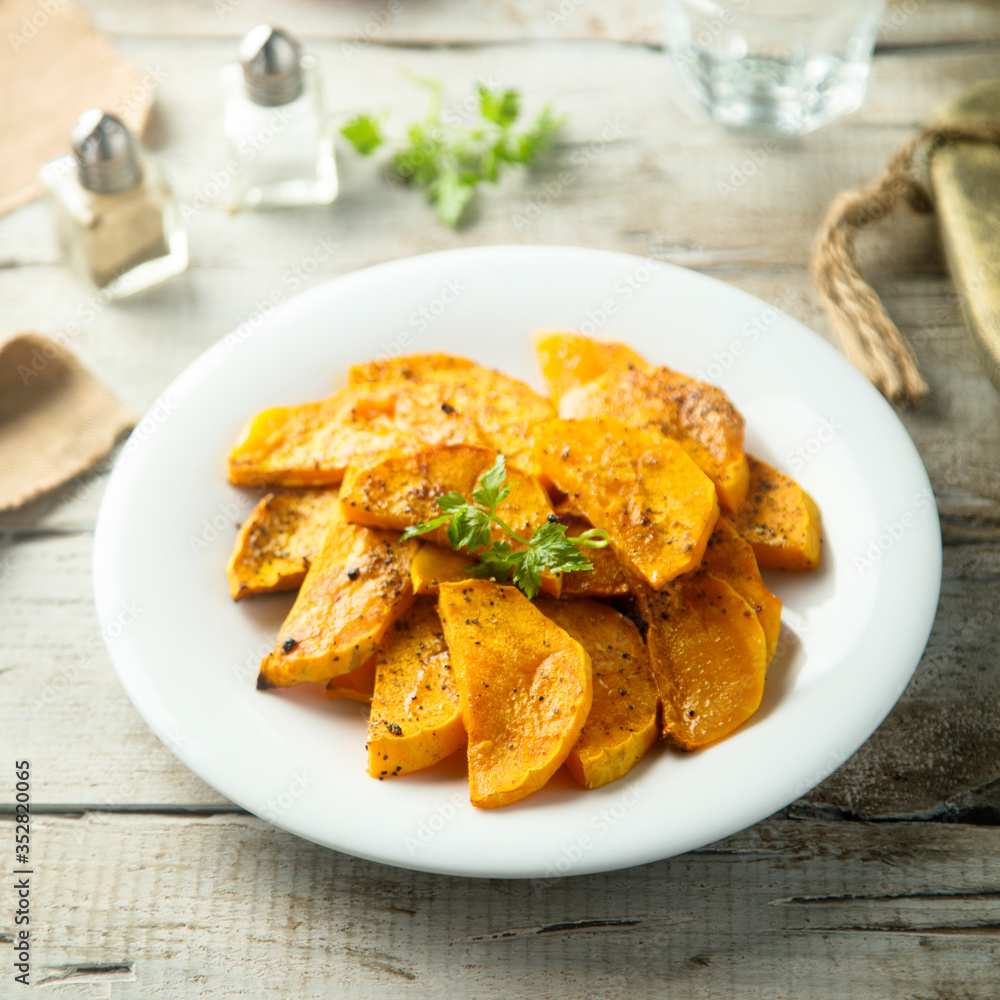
top-left (0, 0), bottom-right (156, 216)
top-left (0, 332), bottom-right (136, 510)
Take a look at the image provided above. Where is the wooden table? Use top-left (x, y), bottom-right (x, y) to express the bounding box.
top-left (4, 1), bottom-right (1000, 994)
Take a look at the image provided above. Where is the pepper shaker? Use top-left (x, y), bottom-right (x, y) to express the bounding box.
top-left (221, 25), bottom-right (338, 209)
top-left (38, 110), bottom-right (188, 300)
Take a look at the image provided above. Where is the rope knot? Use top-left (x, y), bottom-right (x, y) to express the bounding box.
top-left (811, 117), bottom-right (1000, 405)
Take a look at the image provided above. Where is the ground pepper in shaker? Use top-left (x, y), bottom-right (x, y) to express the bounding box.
top-left (38, 110), bottom-right (188, 300)
top-left (221, 25), bottom-right (338, 209)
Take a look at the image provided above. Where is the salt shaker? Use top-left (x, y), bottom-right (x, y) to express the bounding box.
top-left (38, 110), bottom-right (188, 300)
top-left (221, 25), bottom-right (338, 208)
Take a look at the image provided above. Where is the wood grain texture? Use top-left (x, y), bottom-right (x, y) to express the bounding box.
top-left (80, 0), bottom-right (1000, 49)
top-left (0, 812), bottom-right (997, 998)
top-left (3, 40), bottom-right (999, 277)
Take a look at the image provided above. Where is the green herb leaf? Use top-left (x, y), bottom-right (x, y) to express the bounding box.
top-left (400, 513), bottom-right (453, 541)
top-left (448, 506), bottom-right (494, 554)
top-left (432, 169), bottom-right (475, 228)
top-left (479, 86), bottom-right (520, 128)
top-left (511, 554), bottom-right (544, 600)
top-left (472, 455), bottom-right (510, 511)
top-left (469, 540), bottom-right (521, 580)
top-left (436, 492), bottom-right (469, 513)
top-left (504, 106), bottom-right (566, 165)
top-left (395, 459), bottom-right (609, 598)
top-left (340, 114), bottom-right (385, 156)
top-left (531, 520), bottom-right (597, 569)
top-left (341, 79), bottom-right (565, 227)
top-left (509, 522), bottom-right (598, 599)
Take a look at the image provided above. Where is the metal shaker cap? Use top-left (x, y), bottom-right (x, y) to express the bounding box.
top-left (239, 25), bottom-right (304, 106)
top-left (71, 110), bottom-right (142, 194)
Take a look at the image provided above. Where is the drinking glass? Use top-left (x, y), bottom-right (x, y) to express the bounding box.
top-left (665, 0), bottom-right (885, 135)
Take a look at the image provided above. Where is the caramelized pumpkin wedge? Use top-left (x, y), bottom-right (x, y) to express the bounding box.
top-left (348, 353), bottom-right (477, 386)
top-left (388, 380), bottom-right (491, 449)
top-left (728, 456), bottom-right (822, 570)
top-left (437, 368), bottom-right (555, 479)
top-left (701, 518), bottom-right (782, 662)
top-left (632, 571), bottom-right (768, 750)
top-left (366, 598), bottom-right (466, 777)
top-left (350, 354), bottom-right (555, 478)
top-left (533, 330), bottom-right (649, 403)
top-left (341, 443), bottom-right (560, 597)
top-left (325, 656), bottom-right (377, 702)
top-left (228, 384), bottom-right (419, 487)
top-left (234, 356), bottom-right (554, 486)
top-left (226, 488), bottom-right (342, 600)
top-left (438, 581), bottom-right (592, 808)
top-left (558, 362), bottom-right (750, 513)
top-left (559, 513), bottom-right (630, 598)
top-left (535, 417), bottom-right (720, 590)
top-left (536, 598), bottom-right (659, 789)
top-left (257, 504), bottom-right (418, 689)
top-left (410, 544), bottom-right (474, 595)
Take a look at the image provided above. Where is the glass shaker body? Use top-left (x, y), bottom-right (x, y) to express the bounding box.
top-left (39, 151), bottom-right (188, 300)
top-left (221, 58), bottom-right (338, 209)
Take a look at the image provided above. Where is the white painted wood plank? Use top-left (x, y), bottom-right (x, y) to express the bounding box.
top-left (80, 0), bottom-right (1000, 49)
top-left (0, 531), bottom-right (228, 809)
top-left (3, 38), bottom-right (997, 276)
top-left (797, 540), bottom-right (1000, 819)
top-left (1, 812), bottom-right (997, 998)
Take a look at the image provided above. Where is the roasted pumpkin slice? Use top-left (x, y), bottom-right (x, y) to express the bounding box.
top-left (728, 456), bottom-right (822, 570)
top-left (257, 505), bottom-right (418, 689)
top-left (348, 353), bottom-right (477, 386)
top-left (410, 544), bottom-right (474, 595)
top-left (438, 581), bottom-right (592, 808)
top-left (388, 380), bottom-right (491, 449)
top-left (560, 513), bottom-right (629, 598)
top-left (366, 599), bottom-right (466, 777)
top-left (226, 488), bottom-right (341, 600)
top-left (341, 443), bottom-right (561, 597)
top-left (349, 354), bottom-right (555, 478)
top-left (430, 367), bottom-right (555, 478)
top-left (558, 363), bottom-right (750, 513)
top-left (701, 518), bottom-right (782, 662)
top-left (535, 417), bottom-right (720, 590)
top-left (533, 329), bottom-right (650, 402)
top-left (536, 597), bottom-right (659, 789)
top-left (632, 571), bottom-right (768, 750)
top-left (228, 383), bottom-right (419, 487)
top-left (325, 656), bottom-right (377, 702)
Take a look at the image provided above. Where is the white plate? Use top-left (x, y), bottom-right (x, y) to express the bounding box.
top-left (94, 246), bottom-right (941, 878)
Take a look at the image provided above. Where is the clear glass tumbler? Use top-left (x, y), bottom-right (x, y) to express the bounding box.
top-left (665, 0), bottom-right (885, 135)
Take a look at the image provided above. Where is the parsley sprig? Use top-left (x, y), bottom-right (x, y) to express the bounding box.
top-left (400, 456), bottom-right (609, 600)
top-left (340, 79), bottom-right (566, 227)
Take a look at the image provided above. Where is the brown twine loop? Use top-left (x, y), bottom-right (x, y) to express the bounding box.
top-left (811, 118), bottom-right (1000, 406)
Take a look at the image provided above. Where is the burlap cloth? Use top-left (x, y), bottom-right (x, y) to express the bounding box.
top-left (0, 0), bottom-right (156, 216)
top-left (0, 333), bottom-right (136, 510)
